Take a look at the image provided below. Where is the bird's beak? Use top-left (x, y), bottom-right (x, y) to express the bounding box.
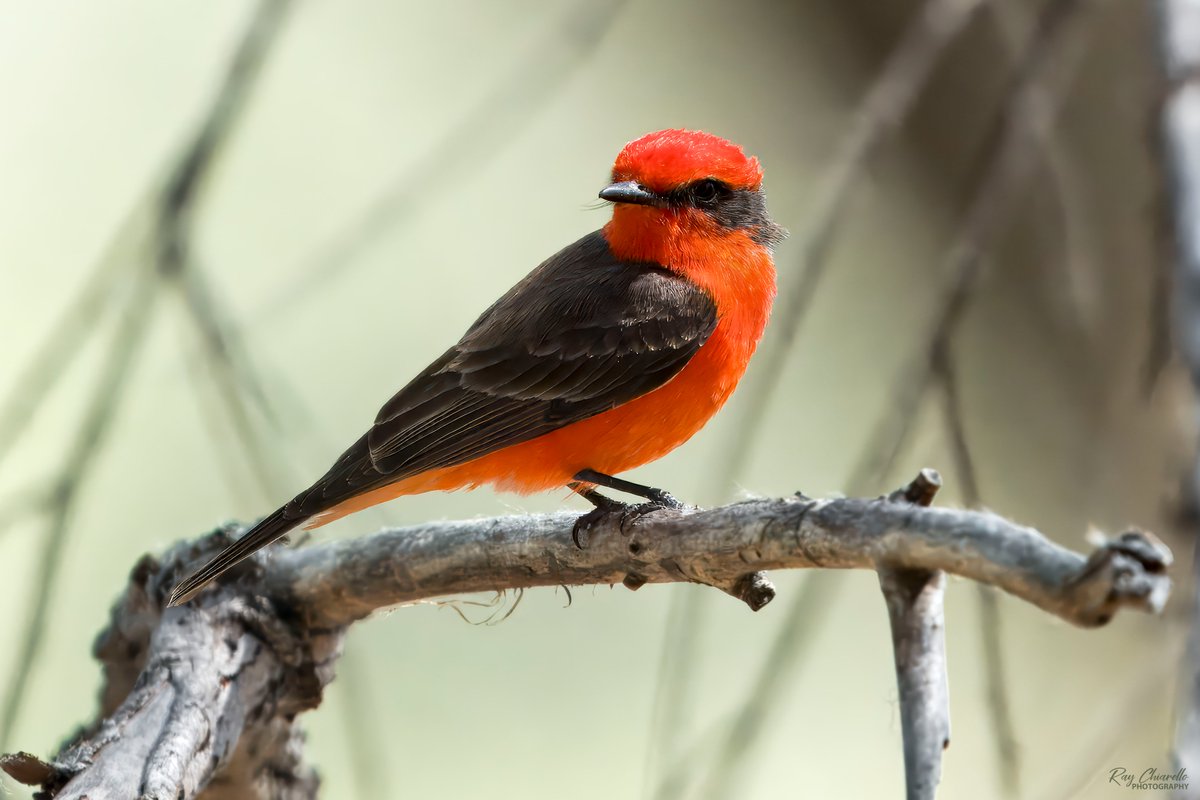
top-left (599, 181), bottom-right (661, 207)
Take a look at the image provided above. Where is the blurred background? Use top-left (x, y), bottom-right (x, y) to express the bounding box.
top-left (0, 0), bottom-right (1190, 797)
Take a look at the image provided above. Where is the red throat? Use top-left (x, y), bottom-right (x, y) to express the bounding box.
top-left (603, 209), bottom-right (776, 315)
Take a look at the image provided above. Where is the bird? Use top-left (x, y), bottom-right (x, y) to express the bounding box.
top-left (168, 128), bottom-right (785, 606)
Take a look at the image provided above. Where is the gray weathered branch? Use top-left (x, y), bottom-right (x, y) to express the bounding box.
top-left (879, 469), bottom-right (951, 800)
top-left (268, 487), bottom-right (1169, 631)
top-left (0, 474), bottom-right (1172, 799)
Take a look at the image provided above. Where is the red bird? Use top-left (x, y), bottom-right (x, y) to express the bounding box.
top-left (170, 129), bottom-right (784, 606)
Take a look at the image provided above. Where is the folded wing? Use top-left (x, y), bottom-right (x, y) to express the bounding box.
top-left (286, 230), bottom-right (717, 519)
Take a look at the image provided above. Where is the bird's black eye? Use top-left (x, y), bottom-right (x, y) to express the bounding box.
top-left (689, 179), bottom-right (724, 208)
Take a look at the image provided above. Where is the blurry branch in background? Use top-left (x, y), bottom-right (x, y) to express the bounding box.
top-left (252, 0), bottom-right (628, 320)
top-left (986, 0), bottom-right (1099, 336)
top-left (1153, 0), bottom-right (1200, 792)
top-left (1033, 645), bottom-right (1183, 800)
top-left (0, 0), bottom-right (294, 752)
top-left (934, 346), bottom-right (1020, 796)
top-left (850, 0), bottom-right (1095, 489)
top-left (0, 250), bottom-right (126, 468)
top-left (0, 263), bottom-right (158, 751)
top-left (0, 472), bottom-right (1173, 799)
top-left (173, 259), bottom-right (293, 504)
top-left (704, 0), bottom-right (992, 496)
top-left (652, 0), bottom-right (1101, 795)
top-left (156, 0), bottom-right (296, 502)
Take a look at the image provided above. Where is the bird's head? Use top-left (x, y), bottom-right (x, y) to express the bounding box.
top-left (600, 129), bottom-right (785, 266)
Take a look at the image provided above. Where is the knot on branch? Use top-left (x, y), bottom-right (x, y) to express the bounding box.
top-left (1068, 530), bottom-right (1173, 626)
top-left (731, 572), bottom-right (777, 611)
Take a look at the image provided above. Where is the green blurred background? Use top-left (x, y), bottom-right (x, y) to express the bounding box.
top-left (0, 0), bottom-right (1188, 798)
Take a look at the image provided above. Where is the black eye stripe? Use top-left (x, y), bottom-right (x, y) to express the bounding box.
top-left (654, 180), bottom-right (785, 246)
top-left (667, 178), bottom-right (730, 209)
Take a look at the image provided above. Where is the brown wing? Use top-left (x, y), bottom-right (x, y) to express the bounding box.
top-left (284, 230), bottom-right (716, 519)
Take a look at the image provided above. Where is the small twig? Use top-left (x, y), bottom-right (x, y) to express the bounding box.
top-left (878, 469), bottom-right (950, 800)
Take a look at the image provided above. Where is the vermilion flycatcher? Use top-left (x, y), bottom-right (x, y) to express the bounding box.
top-left (170, 129), bottom-right (784, 606)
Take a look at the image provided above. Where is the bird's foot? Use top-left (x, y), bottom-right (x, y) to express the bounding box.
top-left (571, 495), bottom-right (683, 548)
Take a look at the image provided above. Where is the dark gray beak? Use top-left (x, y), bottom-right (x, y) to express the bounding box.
top-left (599, 180), bottom-right (660, 206)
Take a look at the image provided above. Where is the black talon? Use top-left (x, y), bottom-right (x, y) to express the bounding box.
top-left (572, 507), bottom-right (606, 548)
top-left (570, 483), bottom-right (626, 548)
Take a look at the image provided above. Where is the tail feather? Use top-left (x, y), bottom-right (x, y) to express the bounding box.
top-left (168, 508), bottom-right (298, 606)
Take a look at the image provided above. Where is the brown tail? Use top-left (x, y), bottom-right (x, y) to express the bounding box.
top-left (168, 507), bottom-right (298, 606)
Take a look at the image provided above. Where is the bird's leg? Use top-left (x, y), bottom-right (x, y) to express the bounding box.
top-left (573, 484), bottom-right (626, 512)
top-left (573, 468), bottom-right (685, 509)
top-left (569, 470), bottom-right (687, 547)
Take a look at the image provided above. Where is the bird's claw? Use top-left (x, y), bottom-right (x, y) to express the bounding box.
top-left (572, 507), bottom-right (609, 548)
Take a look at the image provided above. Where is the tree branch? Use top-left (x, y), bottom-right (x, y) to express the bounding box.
top-left (0, 473), bottom-right (1172, 798)
top-left (878, 469), bottom-right (950, 800)
top-left (264, 487), bottom-right (1169, 633)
